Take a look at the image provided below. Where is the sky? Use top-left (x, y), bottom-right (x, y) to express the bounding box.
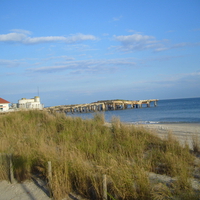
top-left (1, 0), bottom-right (200, 106)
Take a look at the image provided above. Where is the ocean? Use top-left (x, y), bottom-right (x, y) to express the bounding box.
top-left (67, 97), bottom-right (200, 124)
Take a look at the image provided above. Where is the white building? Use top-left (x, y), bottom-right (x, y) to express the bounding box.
top-left (0, 98), bottom-right (10, 112)
top-left (18, 96), bottom-right (44, 110)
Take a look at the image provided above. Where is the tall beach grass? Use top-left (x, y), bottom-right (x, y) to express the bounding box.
top-left (0, 110), bottom-right (199, 199)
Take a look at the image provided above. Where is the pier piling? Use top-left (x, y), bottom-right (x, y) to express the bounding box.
top-left (45, 99), bottom-right (158, 113)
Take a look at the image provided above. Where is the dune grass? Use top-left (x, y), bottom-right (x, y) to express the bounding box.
top-left (0, 110), bottom-right (199, 199)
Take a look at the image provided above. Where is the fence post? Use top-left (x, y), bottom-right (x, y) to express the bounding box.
top-left (48, 161), bottom-right (52, 180)
top-left (0, 153), bottom-right (2, 165)
top-left (0, 153), bottom-right (2, 175)
top-left (103, 174), bottom-right (107, 200)
top-left (9, 154), bottom-right (15, 184)
top-left (0, 153), bottom-right (7, 180)
top-left (48, 161), bottom-right (53, 198)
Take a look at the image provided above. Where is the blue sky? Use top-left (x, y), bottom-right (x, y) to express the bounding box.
top-left (1, 0), bottom-right (200, 106)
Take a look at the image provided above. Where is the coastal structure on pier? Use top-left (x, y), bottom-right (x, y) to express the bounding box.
top-left (45, 99), bottom-right (158, 114)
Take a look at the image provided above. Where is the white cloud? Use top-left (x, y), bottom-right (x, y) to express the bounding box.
top-left (11, 29), bottom-right (32, 35)
top-left (154, 47), bottom-right (169, 52)
top-left (27, 58), bottom-right (136, 74)
top-left (115, 34), bottom-right (155, 42)
top-left (167, 30), bottom-right (175, 33)
top-left (43, 55), bottom-right (74, 62)
top-left (154, 42), bottom-right (200, 52)
top-left (25, 36), bottom-right (68, 44)
top-left (113, 34), bottom-right (161, 52)
top-left (0, 31), bottom-right (97, 44)
top-left (127, 30), bottom-right (138, 33)
top-left (0, 56), bottom-right (75, 69)
top-left (0, 33), bottom-right (26, 42)
top-left (112, 15), bottom-right (122, 21)
top-left (114, 33), bottom-right (200, 52)
top-left (0, 59), bottom-right (22, 68)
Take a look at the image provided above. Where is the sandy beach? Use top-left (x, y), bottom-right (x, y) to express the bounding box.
top-left (140, 123), bottom-right (200, 149)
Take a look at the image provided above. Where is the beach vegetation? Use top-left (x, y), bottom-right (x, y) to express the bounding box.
top-left (0, 110), bottom-right (199, 199)
top-left (192, 134), bottom-right (200, 153)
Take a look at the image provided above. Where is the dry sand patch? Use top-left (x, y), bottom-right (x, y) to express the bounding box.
top-left (141, 123), bottom-right (200, 149)
top-left (0, 179), bottom-right (51, 200)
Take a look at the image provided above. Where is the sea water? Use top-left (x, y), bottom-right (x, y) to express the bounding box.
top-left (67, 97), bottom-right (200, 124)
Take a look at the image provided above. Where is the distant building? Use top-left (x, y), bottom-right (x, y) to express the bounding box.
top-left (0, 98), bottom-right (10, 112)
top-left (18, 96), bottom-right (44, 110)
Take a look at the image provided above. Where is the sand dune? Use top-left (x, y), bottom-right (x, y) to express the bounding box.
top-left (141, 123), bottom-right (200, 149)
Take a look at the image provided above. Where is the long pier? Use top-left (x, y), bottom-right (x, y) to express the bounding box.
top-left (45, 99), bottom-right (158, 114)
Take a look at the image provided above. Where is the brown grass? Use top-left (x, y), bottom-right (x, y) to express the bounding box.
top-left (0, 110), bottom-right (199, 199)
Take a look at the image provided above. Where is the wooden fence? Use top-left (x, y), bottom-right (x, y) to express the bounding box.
top-left (0, 153), bottom-right (15, 183)
top-left (0, 155), bottom-right (109, 199)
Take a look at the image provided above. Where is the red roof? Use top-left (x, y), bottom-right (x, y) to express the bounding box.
top-left (0, 98), bottom-right (10, 104)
